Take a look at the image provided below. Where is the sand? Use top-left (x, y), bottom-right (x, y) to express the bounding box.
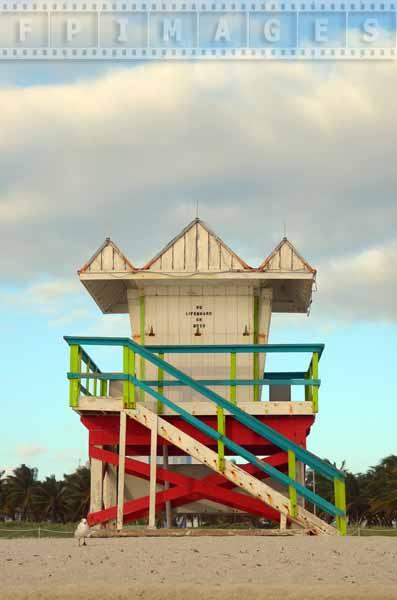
top-left (1, 536), bottom-right (397, 599)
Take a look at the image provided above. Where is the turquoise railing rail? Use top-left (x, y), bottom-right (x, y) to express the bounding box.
top-left (65, 336), bottom-right (346, 534)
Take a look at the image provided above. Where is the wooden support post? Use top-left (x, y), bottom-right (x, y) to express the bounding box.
top-left (334, 478), bottom-right (347, 536)
top-left (230, 352), bottom-right (237, 405)
top-left (157, 353), bottom-right (164, 414)
top-left (103, 465), bottom-right (117, 511)
top-left (217, 406), bottom-right (225, 472)
top-left (163, 444), bottom-right (172, 528)
top-left (148, 415), bottom-right (158, 529)
top-left (312, 351), bottom-right (319, 413)
top-left (69, 345), bottom-right (81, 408)
top-left (90, 448), bottom-right (103, 517)
top-left (288, 449), bottom-right (298, 518)
top-left (117, 411), bottom-right (127, 531)
top-left (139, 295), bottom-right (146, 402)
top-left (280, 512), bottom-right (287, 531)
top-left (103, 448), bottom-right (117, 528)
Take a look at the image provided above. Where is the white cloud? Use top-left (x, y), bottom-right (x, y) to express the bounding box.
top-left (50, 307), bottom-right (93, 327)
top-left (84, 314), bottom-right (129, 337)
top-left (16, 444), bottom-right (47, 459)
top-left (0, 61), bottom-right (396, 322)
top-left (26, 280), bottom-right (80, 308)
top-left (0, 278), bottom-right (84, 322)
top-left (316, 241), bottom-right (397, 321)
top-left (54, 449), bottom-right (84, 463)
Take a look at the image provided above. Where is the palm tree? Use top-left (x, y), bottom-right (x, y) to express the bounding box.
top-left (63, 465), bottom-right (90, 521)
top-left (0, 470), bottom-right (6, 518)
top-left (368, 455), bottom-right (397, 520)
top-left (345, 472), bottom-right (370, 523)
top-left (5, 465), bottom-right (39, 521)
top-left (32, 476), bottom-right (66, 522)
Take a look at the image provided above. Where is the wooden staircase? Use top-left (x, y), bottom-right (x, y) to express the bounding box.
top-left (126, 405), bottom-right (336, 535)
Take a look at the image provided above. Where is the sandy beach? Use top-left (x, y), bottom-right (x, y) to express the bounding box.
top-left (1, 535), bottom-right (397, 599)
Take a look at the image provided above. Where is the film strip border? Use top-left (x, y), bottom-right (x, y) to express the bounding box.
top-left (1, 2), bottom-right (397, 10)
top-left (1, 3), bottom-right (397, 60)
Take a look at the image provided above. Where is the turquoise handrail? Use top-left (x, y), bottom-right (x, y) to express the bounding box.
top-left (68, 373), bottom-right (320, 387)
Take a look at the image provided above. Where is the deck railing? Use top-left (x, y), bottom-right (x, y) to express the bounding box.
top-left (65, 336), bottom-right (346, 534)
top-left (66, 337), bottom-right (323, 412)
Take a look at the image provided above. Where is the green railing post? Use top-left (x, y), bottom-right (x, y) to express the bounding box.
top-left (230, 352), bottom-right (237, 405)
top-left (85, 358), bottom-right (90, 396)
top-left (334, 478), bottom-right (347, 536)
top-left (100, 377), bottom-right (107, 397)
top-left (123, 346), bottom-right (130, 408)
top-left (140, 295), bottom-right (146, 402)
top-left (217, 406), bottom-right (225, 472)
top-left (304, 371), bottom-right (310, 403)
top-left (288, 450), bottom-right (298, 518)
top-left (129, 349), bottom-right (136, 409)
top-left (93, 371), bottom-right (98, 396)
top-left (123, 347), bottom-right (135, 409)
top-left (253, 295), bottom-right (260, 401)
top-left (69, 344), bottom-right (81, 408)
top-left (157, 352), bottom-right (164, 414)
top-left (312, 351), bottom-right (319, 413)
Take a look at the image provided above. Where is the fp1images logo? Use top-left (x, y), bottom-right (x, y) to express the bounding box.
top-left (0, 3), bottom-right (396, 60)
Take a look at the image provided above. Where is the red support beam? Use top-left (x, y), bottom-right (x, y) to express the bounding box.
top-left (88, 447), bottom-right (290, 527)
top-left (85, 411), bottom-right (311, 527)
top-left (82, 414), bottom-right (314, 457)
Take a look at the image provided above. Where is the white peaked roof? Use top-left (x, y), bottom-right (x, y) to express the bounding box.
top-left (79, 237), bottom-right (135, 274)
top-left (259, 237), bottom-right (316, 274)
top-left (143, 218), bottom-right (252, 272)
top-left (78, 219), bottom-right (316, 314)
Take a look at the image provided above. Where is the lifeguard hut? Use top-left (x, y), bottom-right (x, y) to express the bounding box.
top-left (66, 218), bottom-right (347, 535)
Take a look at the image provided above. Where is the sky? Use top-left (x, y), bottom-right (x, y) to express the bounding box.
top-left (0, 53), bottom-right (397, 480)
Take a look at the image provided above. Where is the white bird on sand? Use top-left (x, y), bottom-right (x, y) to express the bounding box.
top-left (75, 518), bottom-right (90, 546)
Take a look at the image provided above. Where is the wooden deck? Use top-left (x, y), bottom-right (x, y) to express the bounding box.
top-left (75, 396), bottom-right (314, 416)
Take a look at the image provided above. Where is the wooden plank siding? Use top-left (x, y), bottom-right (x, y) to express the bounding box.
top-left (127, 284), bottom-right (271, 403)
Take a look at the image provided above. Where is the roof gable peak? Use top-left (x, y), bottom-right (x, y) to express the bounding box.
top-left (78, 237), bottom-right (135, 274)
top-left (259, 237), bottom-right (315, 274)
top-left (143, 219), bottom-right (252, 272)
